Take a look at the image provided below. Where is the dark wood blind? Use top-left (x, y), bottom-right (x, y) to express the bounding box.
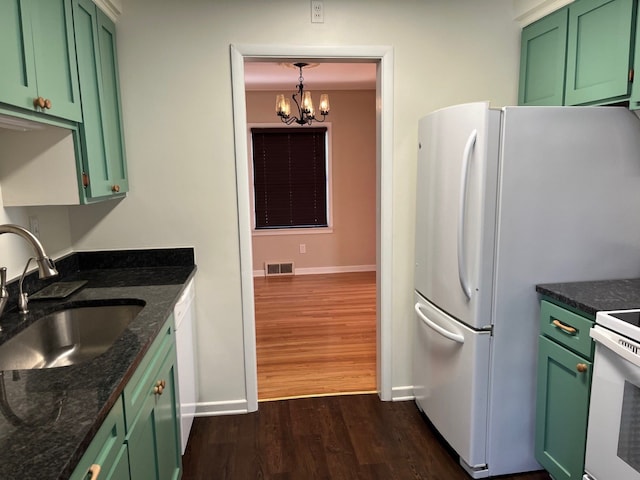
top-left (251, 127), bottom-right (328, 229)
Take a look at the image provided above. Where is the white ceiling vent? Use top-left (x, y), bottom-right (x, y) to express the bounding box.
top-left (264, 261), bottom-right (295, 277)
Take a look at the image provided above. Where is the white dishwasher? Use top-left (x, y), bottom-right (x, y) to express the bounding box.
top-left (174, 278), bottom-right (198, 454)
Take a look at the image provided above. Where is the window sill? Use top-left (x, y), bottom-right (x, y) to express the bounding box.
top-left (252, 227), bottom-right (334, 237)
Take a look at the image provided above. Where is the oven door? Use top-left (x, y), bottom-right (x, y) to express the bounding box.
top-left (584, 325), bottom-right (640, 480)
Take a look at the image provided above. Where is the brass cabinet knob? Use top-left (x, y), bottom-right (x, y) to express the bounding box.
top-left (111, 185), bottom-right (120, 193)
top-left (577, 363), bottom-right (588, 373)
top-left (153, 379), bottom-right (165, 395)
top-left (32, 97), bottom-right (52, 110)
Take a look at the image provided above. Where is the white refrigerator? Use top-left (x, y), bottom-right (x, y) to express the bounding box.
top-left (413, 102), bottom-right (640, 478)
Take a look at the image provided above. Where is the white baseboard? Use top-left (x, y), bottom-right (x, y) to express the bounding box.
top-left (391, 385), bottom-right (415, 402)
top-left (253, 264), bottom-right (376, 277)
top-left (195, 399), bottom-right (249, 416)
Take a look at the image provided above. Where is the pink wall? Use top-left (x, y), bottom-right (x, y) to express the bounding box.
top-left (246, 89), bottom-right (376, 274)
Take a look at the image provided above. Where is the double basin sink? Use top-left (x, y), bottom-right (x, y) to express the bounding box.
top-left (0, 303), bottom-right (143, 371)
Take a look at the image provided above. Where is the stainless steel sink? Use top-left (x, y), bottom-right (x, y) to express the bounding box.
top-left (0, 304), bottom-right (143, 370)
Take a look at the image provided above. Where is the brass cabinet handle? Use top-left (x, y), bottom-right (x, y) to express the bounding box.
top-left (577, 363), bottom-right (588, 373)
top-left (44, 98), bottom-right (52, 109)
top-left (88, 464), bottom-right (101, 479)
top-left (111, 185), bottom-right (120, 193)
top-left (552, 319), bottom-right (577, 335)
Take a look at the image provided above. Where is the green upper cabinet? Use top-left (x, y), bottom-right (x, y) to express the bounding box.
top-left (73, 0), bottom-right (129, 201)
top-left (565, 0), bottom-right (636, 105)
top-left (0, 0), bottom-right (82, 121)
top-left (630, 7), bottom-right (640, 108)
top-left (518, 8), bottom-right (569, 106)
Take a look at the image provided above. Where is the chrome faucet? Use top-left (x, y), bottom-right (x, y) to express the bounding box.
top-left (0, 224), bottom-right (59, 318)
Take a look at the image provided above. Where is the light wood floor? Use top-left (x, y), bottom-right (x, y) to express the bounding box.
top-left (254, 272), bottom-right (377, 401)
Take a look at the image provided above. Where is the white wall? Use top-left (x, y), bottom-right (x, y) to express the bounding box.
top-left (0, 189), bottom-right (72, 282)
top-left (67, 0), bottom-right (521, 409)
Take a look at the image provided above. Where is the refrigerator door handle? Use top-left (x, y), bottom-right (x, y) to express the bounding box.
top-left (457, 129), bottom-right (477, 301)
top-left (414, 302), bottom-right (465, 344)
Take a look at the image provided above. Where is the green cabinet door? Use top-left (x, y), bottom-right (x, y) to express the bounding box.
top-left (565, 0), bottom-right (636, 105)
top-left (630, 6), bottom-right (640, 109)
top-left (0, 0), bottom-right (36, 111)
top-left (30, 0), bottom-right (81, 120)
top-left (155, 349), bottom-right (182, 480)
top-left (127, 390), bottom-right (161, 479)
top-left (126, 346), bottom-right (182, 480)
top-left (535, 335), bottom-right (592, 480)
top-left (70, 397), bottom-right (130, 480)
top-left (97, 8), bottom-right (129, 195)
top-left (0, 0), bottom-right (81, 121)
top-left (73, 0), bottom-right (128, 201)
top-left (518, 8), bottom-right (568, 106)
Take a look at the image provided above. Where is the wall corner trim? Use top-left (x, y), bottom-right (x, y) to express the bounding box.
top-left (513, 0), bottom-right (574, 27)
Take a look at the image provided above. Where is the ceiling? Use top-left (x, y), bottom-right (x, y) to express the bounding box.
top-left (244, 62), bottom-right (377, 91)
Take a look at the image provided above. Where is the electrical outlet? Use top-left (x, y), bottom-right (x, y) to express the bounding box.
top-left (28, 215), bottom-right (40, 239)
top-left (311, 0), bottom-right (324, 23)
top-left (299, 244), bottom-right (306, 254)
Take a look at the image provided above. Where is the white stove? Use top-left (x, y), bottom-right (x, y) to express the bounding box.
top-left (583, 309), bottom-right (640, 480)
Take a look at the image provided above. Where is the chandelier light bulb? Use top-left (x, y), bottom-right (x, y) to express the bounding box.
top-left (319, 94), bottom-right (330, 114)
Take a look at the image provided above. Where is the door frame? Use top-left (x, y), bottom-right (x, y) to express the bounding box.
top-left (230, 44), bottom-right (394, 411)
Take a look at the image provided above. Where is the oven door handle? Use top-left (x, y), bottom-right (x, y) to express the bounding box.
top-left (591, 326), bottom-right (640, 368)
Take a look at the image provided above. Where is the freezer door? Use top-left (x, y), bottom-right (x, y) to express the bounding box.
top-left (415, 102), bottom-right (500, 329)
top-left (413, 293), bottom-right (491, 470)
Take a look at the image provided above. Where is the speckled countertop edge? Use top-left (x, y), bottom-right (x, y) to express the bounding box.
top-left (0, 251), bottom-right (196, 480)
top-left (536, 278), bottom-right (640, 317)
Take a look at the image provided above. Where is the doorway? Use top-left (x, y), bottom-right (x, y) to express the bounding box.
top-left (230, 44), bottom-right (394, 412)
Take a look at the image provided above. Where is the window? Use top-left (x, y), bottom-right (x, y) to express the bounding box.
top-left (251, 127), bottom-right (328, 230)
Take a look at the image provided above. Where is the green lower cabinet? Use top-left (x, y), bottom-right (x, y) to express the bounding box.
top-left (70, 316), bottom-right (182, 480)
top-left (154, 349), bottom-right (182, 480)
top-left (535, 335), bottom-right (592, 480)
top-left (127, 393), bottom-right (161, 479)
top-left (70, 397), bottom-right (129, 480)
top-left (564, 0), bottom-right (636, 105)
top-left (127, 346), bottom-right (181, 480)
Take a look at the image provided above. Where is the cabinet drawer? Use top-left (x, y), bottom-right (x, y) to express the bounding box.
top-left (123, 315), bottom-right (175, 429)
top-left (69, 397), bottom-right (126, 480)
top-left (540, 300), bottom-right (594, 359)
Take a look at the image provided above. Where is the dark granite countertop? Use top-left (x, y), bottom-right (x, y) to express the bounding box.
top-left (536, 278), bottom-right (640, 317)
top-left (0, 249), bottom-right (196, 479)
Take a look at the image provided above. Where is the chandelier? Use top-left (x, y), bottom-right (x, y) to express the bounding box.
top-left (275, 63), bottom-right (330, 126)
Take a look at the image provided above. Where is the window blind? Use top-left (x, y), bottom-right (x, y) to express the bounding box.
top-left (251, 127), bottom-right (328, 229)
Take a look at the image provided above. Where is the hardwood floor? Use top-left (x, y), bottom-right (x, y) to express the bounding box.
top-left (182, 394), bottom-right (551, 480)
top-left (254, 272), bottom-right (377, 400)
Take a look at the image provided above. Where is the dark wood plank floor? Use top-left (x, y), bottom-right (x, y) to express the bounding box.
top-left (182, 394), bottom-right (551, 480)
